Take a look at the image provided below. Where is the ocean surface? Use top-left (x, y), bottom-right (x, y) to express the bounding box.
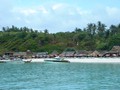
top-left (0, 62), bottom-right (120, 90)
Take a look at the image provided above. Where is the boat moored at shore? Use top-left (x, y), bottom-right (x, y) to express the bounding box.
top-left (44, 56), bottom-right (70, 63)
top-left (0, 58), bottom-right (32, 64)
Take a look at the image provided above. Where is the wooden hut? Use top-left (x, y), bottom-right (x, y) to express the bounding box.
top-left (111, 46), bottom-right (120, 52)
top-left (102, 46), bottom-right (120, 57)
top-left (74, 50), bottom-right (89, 57)
top-left (26, 50), bottom-right (33, 58)
top-left (90, 50), bottom-right (100, 57)
top-left (102, 51), bottom-right (119, 57)
top-left (65, 51), bottom-right (75, 57)
top-left (59, 52), bottom-right (66, 57)
top-left (4, 52), bottom-right (14, 58)
top-left (111, 46), bottom-right (120, 56)
top-left (59, 51), bottom-right (75, 57)
top-left (109, 46), bottom-right (120, 57)
top-left (35, 52), bottom-right (48, 58)
top-left (13, 52), bottom-right (26, 58)
top-left (49, 50), bottom-right (59, 58)
top-left (99, 51), bottom-right (108, 57)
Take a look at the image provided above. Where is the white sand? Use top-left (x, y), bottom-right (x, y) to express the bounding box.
top-left (67, 57), bottom-right (120, 63)
top-left (30, 58), bottom-right (44, 62)
top-left (30, 57), bottom-right (120, 63)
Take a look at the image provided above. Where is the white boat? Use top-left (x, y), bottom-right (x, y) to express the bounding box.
top-left (23, 59), bottom-right (32, 63)
top-left (0, 58), bottom-right (32, 64)
top-left (0, 59), bottom-right (10, 63)
top-left (6, 58), bottom-right (25, 64)
top-left (44, 56), bottom-right (70, 63)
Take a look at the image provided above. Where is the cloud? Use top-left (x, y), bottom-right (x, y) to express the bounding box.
top-left (39, 6), bottom-right (48, 14)
top-left (11, 8), bottom-right (38, 16)
top-left (76, 8), bottom-right (91, 16)
top-left (106, 7), bottom-right (120, 17)
top-left (3, 2), bottom-right (96, 32)
top-left (1, 1), bottom-right (120, 33)
top-left (52, 3), bottom-right (64, 11)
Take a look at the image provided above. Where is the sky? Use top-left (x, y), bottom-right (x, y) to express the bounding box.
top-left (0, 0), bottom-right (120, 33)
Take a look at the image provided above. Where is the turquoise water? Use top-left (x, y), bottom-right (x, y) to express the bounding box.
top-left (0, 63), bottom-right (120, 90)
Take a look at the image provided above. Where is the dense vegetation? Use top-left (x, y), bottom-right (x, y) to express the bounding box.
top-left (0, 21), bottom-right (120, 54)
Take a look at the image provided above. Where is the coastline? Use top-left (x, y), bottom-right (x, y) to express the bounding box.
top-left (30, 57), bottom-right (120, 63)
top-left (1, 57), bottom-right (120, 63)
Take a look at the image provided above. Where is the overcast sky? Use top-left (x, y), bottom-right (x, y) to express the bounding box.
top-left (0, 0), bottom-right (120, 33)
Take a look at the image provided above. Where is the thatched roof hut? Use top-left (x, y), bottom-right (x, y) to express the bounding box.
top-left (99, 51), bottom-right (108, 57)
top-left (59, 51), bottom-right (75, 57)
top-left (49, 50), bottom-right (59, 57)
top-left (35, 52), bottom-right (48, 58)
top-left (90, 50), bottom-right (100, 57)
top-left (74, 50), bottom-right (89, 57)
top-left (13, 52), bottom-right (26, 58)
top-left (102, 46), bottom-right (120, 57)
top-left (102, 51), bottom-right (119, 57)
top-left (103, 46), bottom-right (120, 57)
top-left (4, 52), bottom-right (14, 57)
top-left (65, 51), bottom-right (75, 57)
top-left (111, 46), bottom-right (120, 52)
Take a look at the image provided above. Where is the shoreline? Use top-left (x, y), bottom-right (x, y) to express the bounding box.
top-left (30, 57), bottom-right (120, 63)
top-left (0, 57), bottom-right (120, 63)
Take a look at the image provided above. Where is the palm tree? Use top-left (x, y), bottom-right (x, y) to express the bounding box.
top-left (97, 21), bottom-right (106, 37)
top-left (109, 25), bottom-right (117, 35)
top-left (86, 23), bottom-right (97, 37)
top-left (92, 24), bottom-right (97, 36)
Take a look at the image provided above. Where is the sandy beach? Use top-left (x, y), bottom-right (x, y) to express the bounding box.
top-left (30, 57), bottom-right (120, 63)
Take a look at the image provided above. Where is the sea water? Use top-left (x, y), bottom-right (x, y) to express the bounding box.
top-left (0, 62), bottom-right (120, 90)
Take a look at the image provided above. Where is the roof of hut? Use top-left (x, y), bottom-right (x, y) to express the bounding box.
top-left (51, 50), bottom-right (59, 55)
top-left (36, 52), bottom-right (48, 55)
top-left (74, 50), bottom-right (89, 57)
top-left (90, 50), bottom-right (100, 56)
top-left (13, 52), bottom-right (26, 56)
top-left (111, 46), bottom-right (120, 52)
top-left (75, 50), bottom-right (88, 54)
top-left (60, 51), bottom-right (75, 57)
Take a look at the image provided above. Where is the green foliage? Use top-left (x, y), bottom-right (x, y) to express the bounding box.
top-left (108, 33), bottom-right (120, 49)
top-left (0, 22), bottom-right (120, 54)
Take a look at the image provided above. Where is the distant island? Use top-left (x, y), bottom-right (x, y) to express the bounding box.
top-left (0, 21), bottom-right (120, 56)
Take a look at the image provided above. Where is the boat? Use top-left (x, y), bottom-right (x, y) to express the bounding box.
top-left (44, 56), bottom-right (70, 63)
top-left (0, 60), bottom-right (9, 63)
top-left (0, 58), bottom-right (32, 64)
top-left (6, 58), bottom-right (25, 64)
top-left (8, 58), bottom-right (32, 64)
top-left (23, 59), bottom-right (32, 63)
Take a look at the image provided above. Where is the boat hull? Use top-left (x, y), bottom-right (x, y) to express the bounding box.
top-left (23, 59), bottom-right (32, 63)
top-left (6, 60), bottom-right (25, 64)
top-left (44, 59), bottom-right (70, 63)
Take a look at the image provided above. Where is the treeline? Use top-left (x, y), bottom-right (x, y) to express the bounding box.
top-left (0, 21), bottom-right (120, 54)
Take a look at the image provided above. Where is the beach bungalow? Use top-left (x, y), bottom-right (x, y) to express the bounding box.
top-left (59, 51), bottom-right (75, 57)
top-left (102, 51), bottom-right (119, 57)
top-left (49, 50), bottom-right (59, 58)
top-left (90, 50), bottom-right (100, 57)
top-left (98, 51), bottom-right (108, 57)
top-left (13, 52), bottom-right (27, 58)
top-left (111, 46), bottom-right (120, 52)
top-left (31, 52), bottom-right (37, 58)
top-left (35, 52), bottom-right (48, 58)
top-left (74, 50), bottom-right (89, 57)
top-left (65, 51), bottom-right (75, 57)
top-left (26, 50), bottom-right (33, 58)
top-left (111, 46), bottom-right (120, 56)
top-left (4, 52), bottom-right (14, 58)
top-left (59, 52), bottom-right (66, 57)
top-left (103, 46), bottom-right (120, 57)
